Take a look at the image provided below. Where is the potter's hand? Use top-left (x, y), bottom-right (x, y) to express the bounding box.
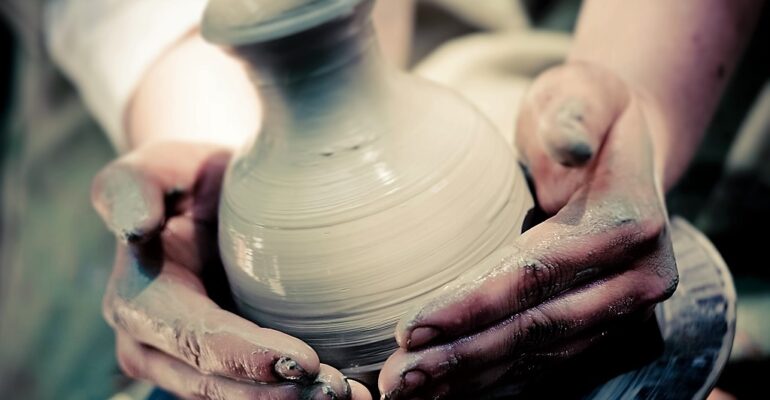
top-left (92, 141), bottom-right (371, 400)
top-left (378, 63), bottom-right (679, 399)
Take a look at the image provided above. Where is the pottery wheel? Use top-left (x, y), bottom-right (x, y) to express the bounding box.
top-left (583, 217), bottom-right (736, 400)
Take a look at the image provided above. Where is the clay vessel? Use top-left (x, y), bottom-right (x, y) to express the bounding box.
top-left (203, 0), bottom-right (533, 378)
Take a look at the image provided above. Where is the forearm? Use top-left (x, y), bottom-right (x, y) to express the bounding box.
top-left (126, 31), bottom-right (259, 149)
top-left (569, 0), bottom-right (763, 189)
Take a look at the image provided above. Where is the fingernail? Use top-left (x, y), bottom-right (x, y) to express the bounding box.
top-left (407, 327), bottom-right (440, 349)
top-left (275, 356), bottom-right (309, 382)
top-left (381, 369), bottom-right (428, 400)
top-left (402, 370), bottom-right (427, 396)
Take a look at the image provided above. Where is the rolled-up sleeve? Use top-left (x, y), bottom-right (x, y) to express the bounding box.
top-left (44, 0), bottom-right (207, 151)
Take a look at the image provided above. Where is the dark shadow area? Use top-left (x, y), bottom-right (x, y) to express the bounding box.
top-left (506, 317), bottom-right (664, 399)
top-left (716, 359), bottom-right (770, 399)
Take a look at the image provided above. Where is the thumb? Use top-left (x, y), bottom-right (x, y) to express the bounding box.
top-left (517, 62), bottom-right (629, 168)
top-left (91, 141), bottom-right (231, 242)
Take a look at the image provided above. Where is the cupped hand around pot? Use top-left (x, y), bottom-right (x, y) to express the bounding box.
top-left (378, 62), bottom-right (680, 399)
top-left (92, 141), bottom-right (371, 400)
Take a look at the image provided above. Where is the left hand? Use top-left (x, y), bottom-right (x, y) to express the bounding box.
top-left (378, 62), bottom-right (680, 399)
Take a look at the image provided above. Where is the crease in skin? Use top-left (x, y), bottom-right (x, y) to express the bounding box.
top-left (384, 290), bottom-right (628, 398)
top-left (306, 364), bottom-right (351, 400)
top-left (397, 192), bottom-right (664, 348)
top-left (109, 264), bottom-right (324, 384)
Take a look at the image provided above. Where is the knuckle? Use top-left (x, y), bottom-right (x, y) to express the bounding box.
top-left (636, 258), bottom-right (679, 305)
top-left (601, 201), bottom-right (666, 247)
top-left (172, 320), bottom-right (205, 371)
top-left (514, 307), bottom-right (561, 348)
top-left (424, 345), bottom-right (464, 379)
top-left (649, 265), bottom-right (679, 304)
top-left (637, 214), bottom-right (666, 244)
top-left (194, 376), bottom-right (226, 400)
top-left (515, 257), bottom-right (561, 310)
top-left (437, 347), bottom-right (463, 378)
top-left (218, 354), bottom-right (253, 380)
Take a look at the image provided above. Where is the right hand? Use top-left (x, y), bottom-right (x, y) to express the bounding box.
top-left (92, 141), bottom-right (371, 400)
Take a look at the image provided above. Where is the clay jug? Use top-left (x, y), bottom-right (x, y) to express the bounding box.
top-left (203, 0), bottom-right (533, 379)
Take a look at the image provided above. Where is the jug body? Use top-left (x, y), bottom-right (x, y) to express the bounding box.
top-left (208, 0), bottom-right (534, 376)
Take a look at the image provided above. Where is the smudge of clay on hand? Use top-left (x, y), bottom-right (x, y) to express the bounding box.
top-left (275, 356), bottom-right (311, 382)
top-left (306, 364), bottom-right (351, 400)
top-left (96, 166), bottom-right (164, 243)
top-left (540, 97), bottom-right (596, 167)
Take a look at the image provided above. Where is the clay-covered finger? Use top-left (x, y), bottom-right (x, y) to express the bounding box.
top-left (516, 62), bottom-right (628, 168)
top-left (104, 245), bottom-right (320, 384)
top-left (391, 332), bottom-right (605, 400)
top-left (399, 111), bottom-right (669, 351)
top-left (396, 205), bottom-right (666, 350)
top-left (382, 268), bottom-right (675, 399)
top-left (116, 331), bottom-right (341, 400)
top-left (91, 162), bottom-right (166, 242)
top-left (395, 361), bottom-right (515, 400)
top-left (91, 141), bottom-right (231, 242)
top-left (311, 364), bottom-right (352, 400)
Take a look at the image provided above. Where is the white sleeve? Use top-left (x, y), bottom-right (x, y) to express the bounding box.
top-left (44, 0), bottom-right (208, 151)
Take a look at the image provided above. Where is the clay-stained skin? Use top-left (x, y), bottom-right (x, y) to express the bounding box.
top-left (94, 142), bottom-right (368, 400)
top-left (378, 63), bottom-right (679, 399)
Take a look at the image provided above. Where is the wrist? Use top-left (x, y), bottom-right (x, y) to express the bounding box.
top-left (632, 88), bottom-right (678, 191)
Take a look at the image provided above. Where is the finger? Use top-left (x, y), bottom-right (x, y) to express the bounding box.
top-left (397, 200), bottom-right (668, 350)
top-left (382, 327), bottom-right (609, 400)
top-left (410, 361), bottom-right (515, 400)
top-left (383, 267), bottom-right (676, 398)
top-left (313, 364), bottom-right (353, 400)
top-left (91, 141), bottom-right (230, 242)
top-left (515, 63), bottom-right (636, 213)
top-left (116, 332), bottom-right (345, 400)
top-left (104, 244), bottom-right (320, 384)
top-left (159, 213), bottom-right (218, 275)
top-left (516, 62), bottom-right (628, 168)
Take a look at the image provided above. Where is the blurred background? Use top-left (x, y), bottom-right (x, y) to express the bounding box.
top-left (0, 1), bottom-right (768, 399)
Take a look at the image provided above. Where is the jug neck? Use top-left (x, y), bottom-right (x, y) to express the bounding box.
top-left (231, 2), bottom-right (389, 141)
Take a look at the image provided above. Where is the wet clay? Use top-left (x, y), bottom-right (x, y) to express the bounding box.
top-left (204, 0), bottom-right (533, 380)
